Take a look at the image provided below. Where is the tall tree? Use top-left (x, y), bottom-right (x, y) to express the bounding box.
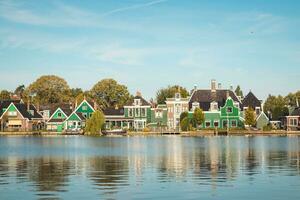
top-left (85, 110), bottom-right (105, 135)
top-left (25, 75), bottom-right (71, 104)
top-left (156, 85), bottom-right (189, 104)
top-left (0, 90), bottom-right (11, 100)
top-left (90, 79), bottom-right (131, 109)
top-left (193, 107), bottom-right (205, 126)
top-left (235, 85), bottom-right (243, 98)
top-left (14, 85), bottom-right (25, 98)
top-left (245, 107), bottom-right (256, 127)
top-left (264, 94), bottom-right (288, 120)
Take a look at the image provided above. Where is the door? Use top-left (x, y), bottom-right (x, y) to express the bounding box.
top-left (57, 124), bottom-right (63, 132)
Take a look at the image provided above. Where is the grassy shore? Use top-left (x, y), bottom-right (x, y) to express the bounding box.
top-left (1, 130), bottom-right (300, 136)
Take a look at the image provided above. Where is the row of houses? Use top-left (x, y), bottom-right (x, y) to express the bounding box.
top-left (2, 79), bottom-right (298, 133)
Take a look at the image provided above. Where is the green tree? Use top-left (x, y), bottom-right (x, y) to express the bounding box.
top-left (180, 111), bottom-right (188, 123)
top-left (14, 85), bottom-right (25, 98)
top-left (0, 90), bottom-right (11, 100)
top-left (245, 107), bottom-right (256, 127)
top-left (235, 85), bottom-right (243, 98)
top-left (90, 79), bottom-right (131, 109)
top-left (180, 117), bottom-right (190, 131)
top-left (85, 110), bottom-right (105, 135)
top-left (156, 85), bottom-right (189, 104)
top-left (264, 94), bottom-right (288, 120)
top-left (193, 108), bottom-right (204, 127)
top-left (25, 75), bottom-right (71, 104)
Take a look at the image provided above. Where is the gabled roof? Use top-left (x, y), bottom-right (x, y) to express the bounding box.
top-left (0, 99), bottom-right (23, 116)
top-left (103, 108), bottom-right (124, 116)
top-left (242, 91), bottom-right (261, 110)
top-left (1, 102), bottom-right (42, 120)
top-left (75, 99), bottom-right (95, 112)
top-left (125, 96), bottom-right (151, 106)
top-left (189, 89), bottom-right (241, 111)
top-left (40, 103), bottom-right (73, 116)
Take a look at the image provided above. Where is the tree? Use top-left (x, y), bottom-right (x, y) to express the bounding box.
top-left (193, 108), bottom-right (204, 126)
top-left (235, 85), bottom-right (243, 98)
top-left (180, 117), bottom-right (190, 131)
top-left (245, 107), bottom-right (256, 127)
top-left (0, 90), bottom-right (11, 100)
top-left (85, 110), bottom-right (105, 135)
top-left (156, 85), bottom-right (189, 104)
top-left (264, 94), bottom-right (288, 120)
top-left (25, 75), bottom-right (71, 104)
top-left (14, 85), bottom-right (25, 98)
top-left (90, 79), bottom-right (131, 109)
top-left (180, 111), bottom-right (188, 123)
top-left (70, 88), bottom-right (83, 100)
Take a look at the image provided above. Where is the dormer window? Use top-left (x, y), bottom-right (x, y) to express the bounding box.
top-left (210, 102), bottom-right (218, 111)
top-left (134, 99), bottom-right (141, 106)
top-left (28, 110), bottom-right (34, 116)
top-left (192, 102), bottom-right (200, 111)
top-left (175, 93), bottom-right (181, 99)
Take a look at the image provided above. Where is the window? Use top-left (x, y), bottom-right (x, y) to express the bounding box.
top-left (128, 108), bottom-right (133, 117)
top-left (73, 122), bottom-right (76, 126)
top-left (82, 105), bottom-right (87, 110)
top-left (175, 93), bottom-right (180, 99)
top-left (83, 113), bottom-right (87, 118)
top-left (192, 102), bottom-right (199, 111)
top-left (223, 120), bottom-right (228, 128)
top-left (290, 118), bottom-right (298, 126)
top-left (255, 107), bottom-right (261, 115)
top-left (78, 122), bottom-right (81, 126)
top-left (226, 107), bottom-right (233, 113)
top-left (28, 110), bottom-right (34, 116)
top-left (175, 104), bottom-right (181, 114)
top-left (155, 110), bottom-right (162, 118)
top-left (8, 111), bottom-right (17, 116)
top-left (141, 108), bottom-right (146, 117)
top-left (134, 99), bottom-right (140, 106)
top-left (231, 120), bottom-right (237, 127)
top-left (205, 121), bottom-right (211, 128)
top-left (135, 108), bottom-right (140, 117)
top-left (57, 112), bottom-right (62, 117)
top-left (210, 102), bottom-right (218, 111)
top-left (214, 121), bottom-right (219, 127)
top-left (234, 102), bottom-right (240, 109)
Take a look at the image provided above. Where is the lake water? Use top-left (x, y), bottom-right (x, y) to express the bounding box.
top-left (0, 136), bottom-right (300, 200)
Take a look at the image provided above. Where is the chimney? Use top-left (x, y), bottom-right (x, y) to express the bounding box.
top-left (194, 84), bottom-right (197, 91)
top-left (27, 100), bottom-right (30, 111)
top-left (75, 99), bottom-right (78, 109)
top-left (211, 79), bottom-right (216, 92)
top-left (136, 91), bottom-right (142, 97)
top-left (230, 85), bottom-right (233, 91)
top-left (297, 98), bottom-right (299, 107)
top-left (218, 83), bottom-right (222, 89)
top-left (226, 90), bottom-right (230, 99)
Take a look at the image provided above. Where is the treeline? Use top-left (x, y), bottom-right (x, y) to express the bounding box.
top-left (0, 75), bottom-right (190, 109)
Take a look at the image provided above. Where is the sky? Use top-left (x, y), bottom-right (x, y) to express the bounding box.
top-left (0, 0), bottom-right (300, 101)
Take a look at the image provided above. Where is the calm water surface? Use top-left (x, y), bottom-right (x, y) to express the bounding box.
top-left (0, 136), bottom-right (300, 200)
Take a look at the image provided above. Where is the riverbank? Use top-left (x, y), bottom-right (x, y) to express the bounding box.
top-left (1, 130), bottom-right (300, 136)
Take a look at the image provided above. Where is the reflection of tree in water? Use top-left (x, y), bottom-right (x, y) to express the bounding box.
top-left (28, 157), bottom-right (71, 192)
top-left (0, 158), bottom-right (9, 185)
top-left (87, 156), bottom-right (129, 195)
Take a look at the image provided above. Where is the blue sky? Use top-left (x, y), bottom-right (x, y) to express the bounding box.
top-left (0, 0), bottom-right (299, 100)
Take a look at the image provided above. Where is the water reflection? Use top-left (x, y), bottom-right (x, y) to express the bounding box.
top-left (0, 136), bottom-right (300, 199)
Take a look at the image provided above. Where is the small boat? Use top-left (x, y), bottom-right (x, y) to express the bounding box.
top-left (102, 129), bottom-right (127, 136)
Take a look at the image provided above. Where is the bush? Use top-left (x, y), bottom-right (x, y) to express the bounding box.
top-left (263, 124), bottom-right (272, 131)
top-left (143, 127), bottom-right (150, 132)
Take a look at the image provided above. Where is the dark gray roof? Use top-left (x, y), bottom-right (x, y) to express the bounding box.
top-left (103, 108), bottom-right (124, 116)
top-left (291, 107), bottom-right (300, 116)
top-left (189, 89), bottom-right (241, 111)
top-left (14, 103), bottom-right (43, 119)
top-left (242, 91), bottom-right (261, 110)
top-left (125, 96), bottom-right (151, 106)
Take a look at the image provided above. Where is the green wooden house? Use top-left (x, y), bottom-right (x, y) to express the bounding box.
top-left (123, 92), bottom-right (151, 130)
top-left (189, 97), bottom-right (244, 129)
top-left (47, 107), bottom-right (72, 132)
top-left (64, 100), bottom-right (95, 131)
top-left (148, 104), bottom-right (168, 131)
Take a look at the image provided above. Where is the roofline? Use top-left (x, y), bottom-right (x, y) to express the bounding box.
top-left (47, 107), bottom-right (68, 122)
top-left (75, 99), bottom-right (95, 112)
top-left (64, 111), bottom-right (82, 122)
top-left (0, 103), bottom-right (26, 120)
